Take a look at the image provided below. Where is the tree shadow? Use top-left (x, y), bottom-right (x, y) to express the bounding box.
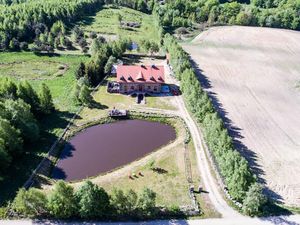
top-left (51, 166), bottom-right (67, 180)
top-left (260, 215), bottom-right (300, 225)
top-left (89, 100), bottom-right (109, 109)
top-left (188, 56), bottom-right (285, 203)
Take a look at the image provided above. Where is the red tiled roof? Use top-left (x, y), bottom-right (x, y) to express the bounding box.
top-left (116, 65), bottom-right (165, 83)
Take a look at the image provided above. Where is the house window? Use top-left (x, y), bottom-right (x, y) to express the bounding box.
top-left (154, 87), bottom-right (157, 91)
top-left (147, 86), bottom-right (151, 90)
top-left (131, 86), bottom-right (134, 90)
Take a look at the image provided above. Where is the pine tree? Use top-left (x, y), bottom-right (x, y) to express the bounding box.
top-left (79, 84), bottom-right (92, 106)
top-left (75, 62), bottom-right (86, 80)
top-left (39, 83), bottom-right (54, 114)
top-left (242, 183), bottom-right (267, 216)
top-left (17, 81), bottom-right (40, 115)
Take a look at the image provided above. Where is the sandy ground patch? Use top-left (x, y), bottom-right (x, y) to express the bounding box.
top-left (182, 26), bottom-right (300, 206)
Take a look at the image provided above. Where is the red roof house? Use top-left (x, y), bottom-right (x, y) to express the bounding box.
top-left (116, 65), bottom-right (165, 93)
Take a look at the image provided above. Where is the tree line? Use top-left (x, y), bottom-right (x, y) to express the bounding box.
top-left (0, 78), bottom-right (54, 181)
top-left (11, 180), bottom-right (159, 219)
top-left (0, 0), bottom-right (104, 51)
top-left (163, 34), bottom-right (267, 216)
top-left (153, 0), bottom-right (300, 31)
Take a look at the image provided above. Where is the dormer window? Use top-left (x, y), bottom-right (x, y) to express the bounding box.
top-left (120, 75), bottom-right (125, 81)
top-left (128, 75), bottom-right (133, 81)
top-left (149, 76), bottom-right (155, 81)
top-left (158, 76), bottom-right (163, 81)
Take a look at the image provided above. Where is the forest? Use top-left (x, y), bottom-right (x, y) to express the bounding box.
top-left (155, 0), bottom-right (300, 31)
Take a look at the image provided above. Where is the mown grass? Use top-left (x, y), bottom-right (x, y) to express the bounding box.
top-left (0, 52), bottom-right (89, 205)
top-left (77, 5), bottom-right (160, 44)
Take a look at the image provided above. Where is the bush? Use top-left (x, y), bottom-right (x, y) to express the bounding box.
top-left (47, 181), bottom-right (78, 219)
top-left (12, 188), bottom-right (47, 217)
top-left (75, 181), bottom-right (110, 219)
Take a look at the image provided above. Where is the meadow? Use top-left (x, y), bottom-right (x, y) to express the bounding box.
top-left (76, 5), bottom-right (160, 44)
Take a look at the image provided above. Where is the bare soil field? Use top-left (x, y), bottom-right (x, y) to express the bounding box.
top-left (182, 26), bottom-right (300, 206)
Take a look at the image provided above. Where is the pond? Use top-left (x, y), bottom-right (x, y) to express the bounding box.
top-left (52, 119), bottom-right (176, 181)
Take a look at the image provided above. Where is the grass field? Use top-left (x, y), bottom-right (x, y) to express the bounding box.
top-left (76, 5), bottom-right (160, 44)
top-left (0, 52), bottom-right (89, 204)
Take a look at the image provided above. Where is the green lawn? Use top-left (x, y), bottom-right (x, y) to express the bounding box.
top-left (76, 5), bottom-right (160, 44)
top-left (0, 52), bottom-right (89, 204)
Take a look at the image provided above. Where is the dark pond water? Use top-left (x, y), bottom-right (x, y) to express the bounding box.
top-left (52, 120), bottom-right (176, 181)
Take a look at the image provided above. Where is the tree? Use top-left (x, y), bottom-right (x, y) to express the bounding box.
top-left (110, 189), bottom-right (128, 215)
top-left (149, 42), bottom-right (160, 56)
top-left (3, 99), bottom-right (39, 142)
top-left (75, 62), bottom-right (86, 80)
top-left (0, 138), bottom-right (11, 172)
top-left (17, 81), bottom-right (40, 115)
top-left (13, 188), bottom-right (47, 217)
top-left (138, 188), bottom-right (156, 213)
top-left (78, 84), bottom-right (93, 106)
top-left (0, 118), bottom-right (22, 156)
top-left (39, 83), bottom-right (54, 114)
top-left (75, 181), bottom-right (110, 219)
top-left (104, 56), bottom-right (117, 74)
top-left (242, 183), bottom-right (267, 216)
top-left (0, 78), bottom-right (17, 99)
top-left (47, 181), bottom-right (78, 219)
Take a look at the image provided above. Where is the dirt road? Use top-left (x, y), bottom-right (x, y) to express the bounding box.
top-left (182, 26), bottom-right (300, 206)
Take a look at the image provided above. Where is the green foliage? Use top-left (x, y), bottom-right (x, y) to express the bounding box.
top-left (242, 183), bottom-right (267, 216)
top-left (75, 181), bottom-right (110, 218)
top-left (0, 118), bottom-right (22, 156)
top-left (2, 99), bottom-right (39, 142)
top-left (47, 181), bottom-right (78, 219)
top-left (17, 81), bottom-right (40, 116)
top-left (78, 84), bottom-right (93, 106)
top-left (111, 188), bottom-right (156, 217)
top-left (0, 0), bottom-right (103, 51)
top-left (138, 187), bottom-right (156, 213)
top-left (153, 0), bottom-right (300, 31)
top-left (12, 188), bottom-right (47, 217)
top-left (104, 56), bottom-right (117, 74)
top-left (39, 83), bottom-right (55, 115)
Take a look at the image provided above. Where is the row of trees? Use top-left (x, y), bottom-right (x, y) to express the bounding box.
top-left (153, 0), bottom-right (300, 31)
top-left (163, 34), bottom-right (267, 216)
top-left (12, 180), bottom-right (157, 219)
top-left (0, 0), bottom-right (104, 51)
top-left (0, 78), bottom-right (54, 181)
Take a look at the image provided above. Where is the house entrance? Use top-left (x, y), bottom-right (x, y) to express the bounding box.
top-left (138, 84), bottom-right (144, 92)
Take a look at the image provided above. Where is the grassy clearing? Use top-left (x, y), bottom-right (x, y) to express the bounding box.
top-left (0, 52), bottom-right (88, 112)
top-left (0, 52), bottom-right (89, 204)
top-left (77, 5), bottom-right (160, 43)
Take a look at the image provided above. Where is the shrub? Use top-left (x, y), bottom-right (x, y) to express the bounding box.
top-left (12, 188), bottom-right (47, 217)
top-left (75, 181), bottom-right (110, 219)
top-left (47, 181), bottom-right (78, 219)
